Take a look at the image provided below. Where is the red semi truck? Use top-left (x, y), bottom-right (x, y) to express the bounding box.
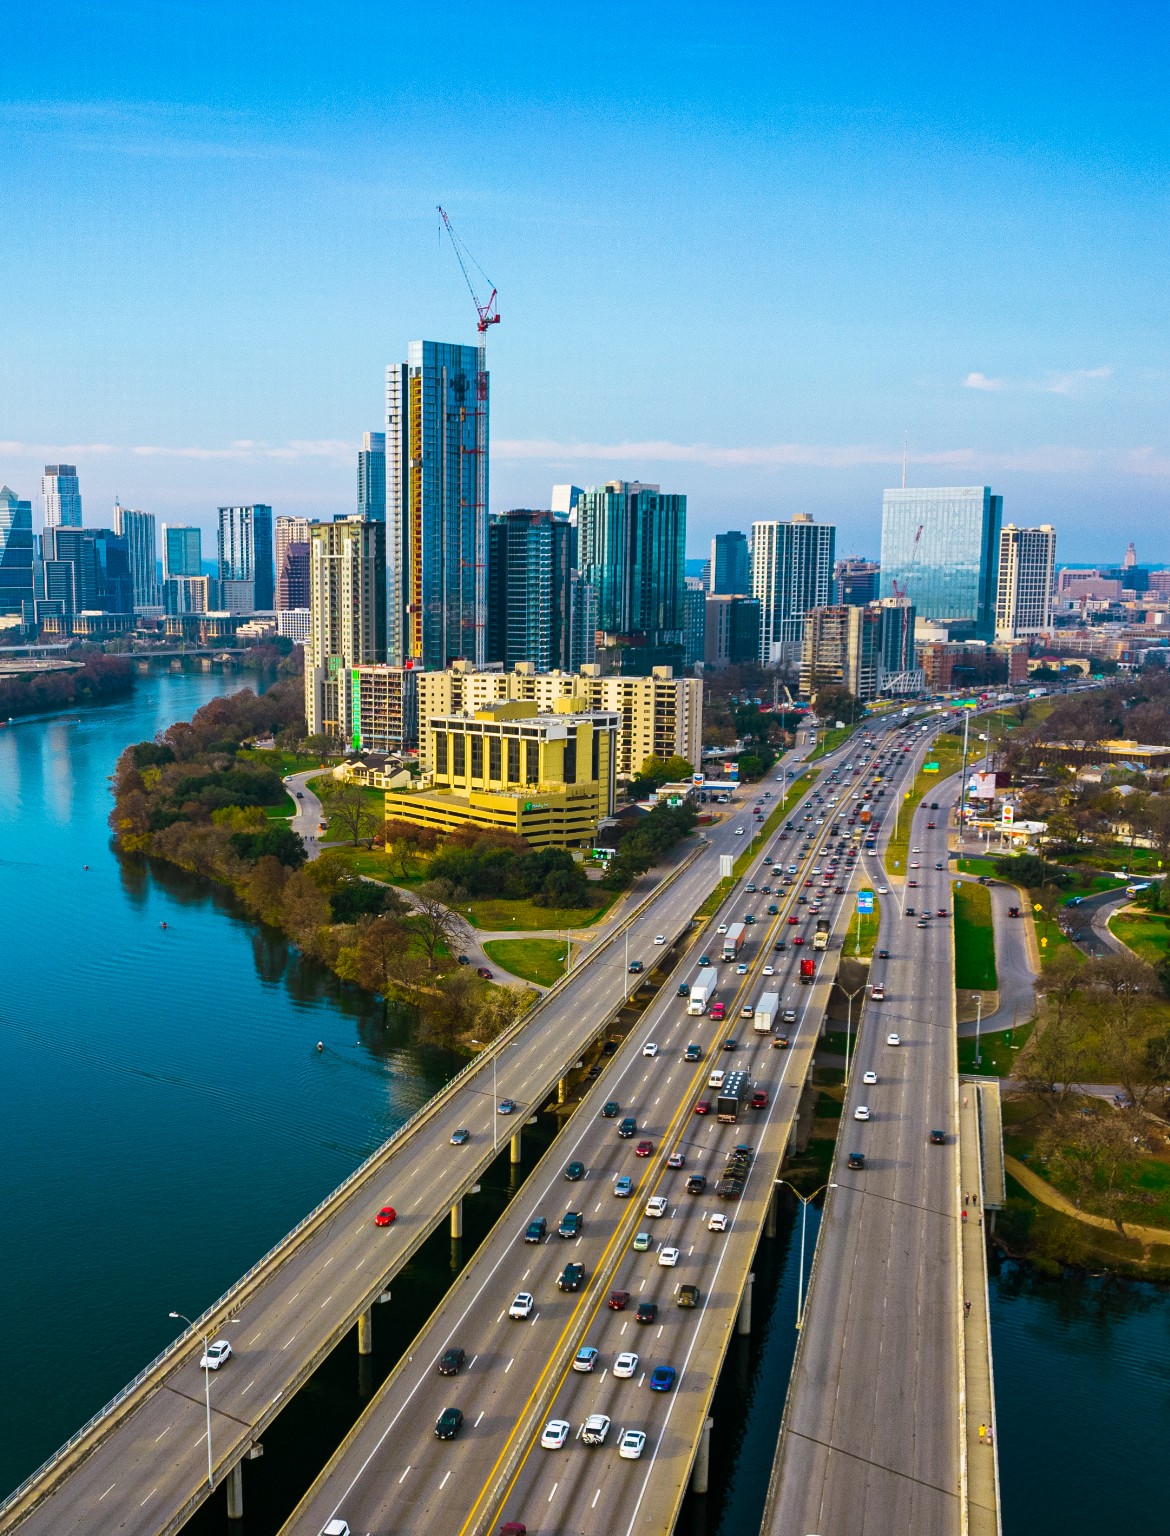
top-left (799, 957), bottom-right (815, 985)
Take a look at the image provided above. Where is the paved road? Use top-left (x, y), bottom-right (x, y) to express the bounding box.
top-left (285, 769), bottom-right (324, 858)
top-left (1066, 889), bottom-right (1133, 958)
top-left (953, 876), bottom-right (1038, 1038)
top-left (762, 732), bottom-right (965, 1536)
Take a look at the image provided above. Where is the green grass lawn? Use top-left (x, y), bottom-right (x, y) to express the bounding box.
top-left (810, 724), bottom-right (855, 759)
top-left (958, 1021), bottom-right (1033, 1076)
top-left (463, 894), bottom-right (614, 931)
top-left (239, 748), bottom-right (335, 774)
top-left (481, 937), bottom-right (574, 986)
top-left (265, 791), bottom-right (298, 820)
top-left (1110, 910), bottom-right (1170, 967)
top-left (952, 879), bottom-right (997, 990)
top-left (840, 898), bottom-right (880, 958)
top-left (956, 856), bottom-right (999, 879)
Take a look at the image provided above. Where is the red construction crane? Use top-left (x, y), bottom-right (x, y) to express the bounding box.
top-left (437, 205), bottom-right (501, 335)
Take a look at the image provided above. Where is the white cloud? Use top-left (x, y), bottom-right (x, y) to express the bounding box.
top-left (964, 366), bottom-right (1113, 396)
top-left (1043, 366), bottom-right (1113, 396)
top-left (964, 372), bottom-right (1008, 392)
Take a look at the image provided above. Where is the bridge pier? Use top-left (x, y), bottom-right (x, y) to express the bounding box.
top-left (691, 1416), bottom-right (714, 1494)
top-left (557, 1077), bottom-right (567, 1105)
top-left (737, 1272), bottom-right (754, 1337)
top-left (765, 1188), bottom-right (778, 1239)
top-left (357, 1307), bottom-right (373, 1355)
top-left (510, 1130), bottom-right (522, 1165)
top-left (450, 1197), bottom-right (463, 1240)
top-left (226, 1462), bottom-right (244, 1521)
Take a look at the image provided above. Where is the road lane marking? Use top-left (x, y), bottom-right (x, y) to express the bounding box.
top-left (441, 1469), bottom-right (452, 1488)
top-left (98, 1484), bottom-right (116, 1501)
top-left (505, 1357), bottom-right (514, 1373)
top-left (319, 1294), bottom-right (333, 1309)
top-left (140, 1487), bottom-right (157, 1506)
top-left (399, 1465), bottom-right (411, 1483)
top-left (468, 1354), bottom-right (478, 1369)
top-left (548, 1482), bottom-right (559, 1502)
top-left (476, 1411), bottom-right (485, 1426)
top-left (282, 1334), bottom-right (297, 1349)
top-left (153, 1424), bottom-right (172, 1443)
top-left (355, 1256), bottom-right (368, 1270)
top-left (240, 1379), bottom-right (255, 1397)
top-left (593, 1488), bottom-right (602, 1507)
top-left (286, 1290), bottom-right (301, 1306)
top-left (248, 1330), bottom-right (263, 1344)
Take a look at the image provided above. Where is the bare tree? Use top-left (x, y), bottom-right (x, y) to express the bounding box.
top-left (411, 878), bottom-right (463, 970)
top-left (321, 780), bottom-right (380, 847)
top-left (1036, 1106), bottom-right (1144, 1230)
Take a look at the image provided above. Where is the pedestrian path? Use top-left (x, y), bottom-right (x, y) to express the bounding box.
top-left (1004, 1156), bottom-right (1170, 1247)
top-left (959, 1085), bottom-right (1002, 1536)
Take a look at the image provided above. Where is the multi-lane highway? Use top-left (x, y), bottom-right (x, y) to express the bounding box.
top-left (761, 739), bottom-right (966, 1536)
top-left (277, 717), bottom-right (934, 1536)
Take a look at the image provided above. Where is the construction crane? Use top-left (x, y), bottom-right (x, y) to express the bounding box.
top-left (437, 205), bottom-right (501, 336)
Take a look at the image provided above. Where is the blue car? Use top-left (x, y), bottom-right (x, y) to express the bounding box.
top-left (649, 1366), bottom-right (676, 1392)
top-left (614, 1176), bottom-right (633, 1198)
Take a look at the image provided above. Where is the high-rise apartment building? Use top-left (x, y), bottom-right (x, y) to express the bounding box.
top-left (305, 517), bottom-right (387, 739)
top-left (275, 516), bottom-right (312, 611)
top-left (877, 596), bottom-right (917, 677)
top-left (683, 578), bottom-right (707, 668)
top-left (995, 523), bottom-right (1056, 640)
top-left (879, 486), bottom-right (1002, 640)
top-left (486, 509), bottom-right (576, 670)
top-left (0, 486), bottom-right (34, 616)
top-left (340, 663), bottom-right (420, 753)
top-left (704, 594), bottom-right (762, 669)
top-left (833, 557), bottom-right (880, 606)
top-left (570, 572), bottom-right (597, 670)
top-left (576, 481), bottom-right (686, 674)
top-left (799, 604), bottom-right (883, 702)
top-left (386, 339), bottom-right (488, 668)
top-left (217, 504), bottom-right (274, 612)
top-left (358, 431), bottom-right (387, 523)
top-left (164, 575), bottom-right (210, 615)
top-left (708, 531), bottom-right (751, 595)
top-left (751, 514), bottom-right (836, 667)
top-left (42, 527), bottom-right (132, 616)
top-left (42, 465), bottom-right (82, 529)
top-left (162, 524), bottom-right (203, 579)
top-left (112, 502), bottom-right (160, 612)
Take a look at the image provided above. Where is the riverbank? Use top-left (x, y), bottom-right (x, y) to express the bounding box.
top-left (0, 652), bottom-right (134, 717)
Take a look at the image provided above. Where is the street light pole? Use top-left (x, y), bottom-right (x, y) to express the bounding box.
top-left (776, 1180), bottom-right (833, 1328)
top-left (842, 987), bottom-right (863, 1086)
top-left (170, 1311), bottom-right (213, 1490)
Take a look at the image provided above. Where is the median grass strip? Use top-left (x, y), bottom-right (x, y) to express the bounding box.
top-left (957, 1021), bottom-right (1032, 1075)
top-left (885, 730), bottom-right (966, 874)
top-left (481, 937), bottom-right (574, 986)
top-left (953, 879), bottom-right (997, 990)
top-left (1110, 909), bottom-right (1170, 968)
top-left (696, 768), bottom-right (820, 918)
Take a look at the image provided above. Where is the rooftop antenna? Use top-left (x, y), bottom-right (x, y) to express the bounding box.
top-left (901, 432), bottom-right (909, 490)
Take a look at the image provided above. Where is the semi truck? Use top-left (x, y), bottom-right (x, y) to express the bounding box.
top-left (716, 1070), bottom-right (752, 1123)
top-left (687, 966), bottom-right (719, 1016)
top-left (753, 991), bottom-right (780, 1034)
top-left (813, 918), bottom-right (830, 951)
top-left (721, 922), bottom-right (747, 962)
top-left (799, 956), bottom-right (816, 984)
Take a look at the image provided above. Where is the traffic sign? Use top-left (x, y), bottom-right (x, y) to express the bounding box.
top-left (857, 889), bottom-right (875, 914)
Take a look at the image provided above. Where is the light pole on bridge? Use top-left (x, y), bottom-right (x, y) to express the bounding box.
top-left (775, 1180), bottom-right (836, 1329)
top-left (169, 1310), bottom-right (214, 1491)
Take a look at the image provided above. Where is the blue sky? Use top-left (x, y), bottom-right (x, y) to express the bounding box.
top-left (1, 1), bottom-right (1167, 561)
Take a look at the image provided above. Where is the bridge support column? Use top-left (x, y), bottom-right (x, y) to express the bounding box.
top-left (357, 1307), bottom-right (373, 1355)
top-left (510, 1130), bottom-right (522, 1165)
top-left (226, 1462), bottom-right (244, 1521)
top-left (691, 1417), bottom-right (714, 1495)
top-left (737, 1272), bottom-right (754, 1337)
top-left (450, 1197), bottom-right (463, 1240)
top-left (765, 1188), bottom-right (778, 1239)
top-left (557, 1077), bottom-right (567, 1105)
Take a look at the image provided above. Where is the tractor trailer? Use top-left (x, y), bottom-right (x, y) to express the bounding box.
top-left (753, 991), bottom-right (780, 1034)
top-left (716, 1070), bottom-right (752, 1123)
top-left (721, 923), bottom-right (747, 962)
top-left (687, 966), bottom-right (719, 1015)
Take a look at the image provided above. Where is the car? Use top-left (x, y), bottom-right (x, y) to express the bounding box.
top-left (745, 883), bottom-right (757, 893)
top-left (602, 1100), bottom-right (620, 1118)
top-left (649, 1366), bottom-right (677, 1392)
top-left (677, 982), bottom-right (690, 997)
top-left (635, 1139), bottom-right (654, 1157)
top-left (438, 1346), bottom-right (466, 1375)
top-left (709, 1211), bottom-right (728, 1231)
top-left (724, 1036), bottom-right (739, 1051)
top-left (642, 1041), bottom-right (659, 1058)
top-left (686, 1173), bottom-right (707, 1193)
top-left (937, 907), bottom-right (948, 917)
top-left (854, 1105), bottom-right (871, 1121)
top-left (887, 1032), bottom-right (901, 1046)
top-left (773, 1034), bottom-right (790, 1049)
top-left (613, 1350), bottom-right (640, 1379)
top-left (685, 1043), bottom-right (703, 1061)
top-left (930, 1128), bottom-right (947, 1145)
top-left (917, 918), bottom-right (928, 928)
top-left (654, 934), bottom-right (666, 944)
top-left (736, 962), bottom-right (749, 974)
top-left (678, 1284), bottom-right (701, 1308)
top-left (476, 967), bottom-right (493, 980)
top-left (936, 862), bottom-right (945, 871)
top-left (450, 1127), bottom-right (470, 1146)
top-left (846, 1151), bottom-right (866, 1170)
top-left (645, 1195), bottom-right (668, 1217)
top-left (559, 1211), bottom-right (583, 1238)
top-left (200, 1340), bottom-right (232, 1370)
top-left (628, 959), bottom-right (643, 974)
top-left (762, 964), bottom-right (775, 976)
top-left (698, 954), bottom-right (711, 967)
top-left (509, 1292), bottom-right (534, 1319)
top-left (322, 1522), bottom-right (351, 1536)
top-left (374, 1205), bottom-right (397, 1227)
top-left (782, 1007), bottom-right (797, 1023)
top-left (667, 1151), bottom-right (685, 1169)
top-left (618, 1116), bottom-right (637, 1138)
top-left (717, 923), bottom-right (729, 934)
top-left (497, 1525), bottom-right (527, 1536)
top-left (788, 913), bottom-right (799, 924)
top-left (709, 1002), bottom-right (727, 1021)
top-left (608, 1289), bottom-right (631, 1311)
top-left (524, 1217), bottom-right (547, 1243)
top-left (633, 1230), bottom-right (652, 1251)
top-left (708, 1069), bottom-right (725, 1089)
top-left (734, 827), bottom-right (745, 836)
top-left (573, 1345), bottom-right (599, 1372)
top-left (614, 1175), bottom-right (633, 1198)
top-left (774, 941), bottom-right (786, 953)
top-left (878, 947), bottom-right (889, 959)
top-left (877, 886), bottom-right (888, 895)
top-left (862, 1070), bottom-right (878, 1085)
top-left (564, 1160), bottom-right (585, 1181)
top-left (636, 1301), bottom-right (659, 1324)
top-left (541, 1418), bottom-right (571, 1450)
top-left (750, 1090), bottom-right (768, 1109)
top-left (558, 1263), bottom-right (585, 1292)
top-left (871, 983), bottom-right (885, 1000)
top-left (619, 1429), bottom-right (647, 1460)
top-left (694, 1099), bottom-right (711, 1115)
top-left (497, 1099), bottom-right (516, 1115)
top-left (295, 790), bottom-right (304, 799)
top-left (926, 821), bottom-right (936, 829)
top-left (457, 953), bottom-right (469, 964)
top-left (906, 905), bottom-right (916, 915)
top-left (435, 1407), bottom-right (464, 1440)
top-left (908, 879), bottom-right (918, 888)
top-left (739, 1003), bottom-right (753, 1019)
top-left (659, 1246), bottom-right (680, 1267)
top-left (793, 935), bottom-right (805, 946)
top-left (582, 1413), bottom-right (611, 1446)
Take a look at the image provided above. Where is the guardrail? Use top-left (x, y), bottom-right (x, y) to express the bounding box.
top-left (0, 838), bottom-right (709, 1524)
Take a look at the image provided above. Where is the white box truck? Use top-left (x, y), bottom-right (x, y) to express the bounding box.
top-left (687, 966), bottom-right (719, 1015)
top-left (753, 991), bottom-right (780, 1034)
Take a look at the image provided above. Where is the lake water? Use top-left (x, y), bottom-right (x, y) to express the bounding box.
top-left (2, 672), bottom-right (1167, 1533)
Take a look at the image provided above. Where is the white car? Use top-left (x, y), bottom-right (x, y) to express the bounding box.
top-left (619, 1428), bottom-right (647, 1460)
top-left (763, 965), bottom-right (775, 976)
top-left (736, 962), bottom-right (749, 975)
top-left (911, 848), bottom-right (921, 854)
top-left (708, 1212), bottom-right (728, 1232)
top-left (654, 934), bottom-right (666, 944)
top-left (735, 827), bottom-right (745, 836)
top-left (541, 1418), bottom-right (571, 1449)
top-left (613, 1350), bottom-right (640, 1378)
top-left (509, 1292), bottom-right (534, 1319)
top-left (708, 1069), bottom-right (725, 1089)
top-left (910, 862), bottom-right (920, 869)
top-left (717, 923), bottom-right (729, 934)
top-left (645, 1195), bottom-right (668, 1218)
top-left (862, 1070), bottom-right (878, 1085)
top-left (200, 1340), bottom-right (232, 1370)
top-left (573, 1345), bottom-right (599, 1372)
top-left (642, 1041), bottom-right (659, 1057)
top-left (877, 886), bottom-right (888, 894)
top-left (582, 1413), bottom-right (611, 1446)
top-left (659, 1246), bottom-right (680, 1267)
top-left (854, 1105), bottom-right (871, 1121)
top-left (886, 1033), bottom-right (901, 1047)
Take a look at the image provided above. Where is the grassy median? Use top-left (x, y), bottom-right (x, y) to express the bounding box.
top-left (481, 937), bottom-right (575, 986)
top-left (953, 879), bottom-right (997, 990)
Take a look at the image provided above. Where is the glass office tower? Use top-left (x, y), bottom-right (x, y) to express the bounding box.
top-left (113, 503), bottom-right (161, 611)
top-left (358, 431), bottom-right (386, 522)
top-left (217, 504), bottom-right (275, 611)
top-left (162, 524), bottom-right (203, 579)
top-left (486, 508), bottom-right (575, 671)
top-left (709, 530), bottom-right (751, 594)
top-left (42, 464), bottom-right (82, 529)
top-left (576, 480), bottom-right (686, 674)
top-left (0, 485), bottom-right (34, 615)
top-left (879, 486), bottom-right (1002, 639)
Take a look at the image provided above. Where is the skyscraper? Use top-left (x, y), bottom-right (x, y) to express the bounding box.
top-left (799, 604), bottom-right (882, 702)
top-left (576, 480), bottom-right (686, 674)
top-left (42, 465), bottom-right (82, 529)
top-left (42, 527), bottom-right (132, 615)
top-left (751, 514), bottom-right (836, 667)
top-left (0, 486), bottom-right (34, 616)
top-left (995, 523), bottom-right (1056, 640)
top-left (162, 524), bottom-right (202, 579)
top-left (486, 509), bottom-right (575, 670)
top-left (879, 486), bottom-right (1002, 640)
top-left (878, 596), bottom-right (917, 677)
top-left (683, 578), bottom-right (707, 668)
top-left (358, 432), bottom-right (386, 522)
top-left (833, 557), bottom-right (880, 606)
top-left (113, 502), bottom-right (160, 612)
top-left (385, 339), bottom-right (488, 668)
top-left (304, 517), bottom-right (387, 739)
top-left (708, 531), bottom-right (751, 595)
top-left (703, 594), bottom-right (762, 669)
top-left (217, 504), bottom-right (274, 611)
top-left (275, 516), bottom-right (312, 611)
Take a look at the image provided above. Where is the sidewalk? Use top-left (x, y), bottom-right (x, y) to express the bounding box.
top-left (1004, 1155), bottom-right (1170, 1247)
top-left (959, 1086), bottom-right (1001, 1536)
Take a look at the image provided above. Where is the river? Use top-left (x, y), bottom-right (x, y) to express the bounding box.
top-left (1, 673), bottom-right (1167, 1533)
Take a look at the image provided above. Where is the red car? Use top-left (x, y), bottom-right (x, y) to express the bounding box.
top-left (793, 935), bottom-right (805, 946)
top-left (374, 1205), bottom-right (397, 1227)
top-left (635, 1139), bottom-right (654, 1157)
top-left (926, 821), bottom-right (937, 829)
top-left (476, 966), bottom-right (492, 979)
top-left (788, 914), bottom-right (799, 925)
top-left (608, 1290), bottom-right (631, 1311)
top-left (694, 1099), bottom-right (711, 1115)
top-left (750, 1090), bottom-right (768, 1109)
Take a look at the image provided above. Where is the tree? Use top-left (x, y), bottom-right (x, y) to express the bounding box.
top-left (381, 818), bottom-right (439, 878)
top-left (1013, 698), bottom-right (1034, 725)
top-left (338, 913), bottom-right (422, 1005)
top-left (419, 968), bottom-right (483, 1049)
top-left (412, 879), bottom-right (463, 970)
top-left (637, 755), bottom-right (695, 787)
top-left (321, 780), bottom-right (380, 847)
top-left (242, 855), bottom-right (291, 926)
top-left (1036, 1105), bottom-right (1144, 1229)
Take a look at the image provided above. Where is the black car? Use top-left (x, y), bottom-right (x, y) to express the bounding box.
top-left (930, 1129), bottom-right (947, 1145)
top-left (677, 982), bottom-right (690, 997)
top-left (558, 1211), bottom-right (583, 1238)
top-left (617, 1116), bottom-right (637, 1138)
top-left (602, 1100), bottom-right (620, 1118)
top-left (878, 948), bottom-right (889, 959)
top-left (636, 1300), bottom-right (658, 1324)
top-left (847, 1151), bottom-right (866, 1170)
top-left (774, 940), bottom-right (786, 952)
top-left (524, 1217), bottom-right (547, 1243)
top-left (435, 1407), bottom-right (464, 1440)
top-left (564, 1160), bottom-right (586, 1181)
top-left (723, 1038), bottom-right (738, 1051)
top-left (438, 1346), bottom-right (466, 1376)
top-left (686, 1174), bottom-right (707, 1194)
top-left (558, 1262), bottom-right (585, 1292)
